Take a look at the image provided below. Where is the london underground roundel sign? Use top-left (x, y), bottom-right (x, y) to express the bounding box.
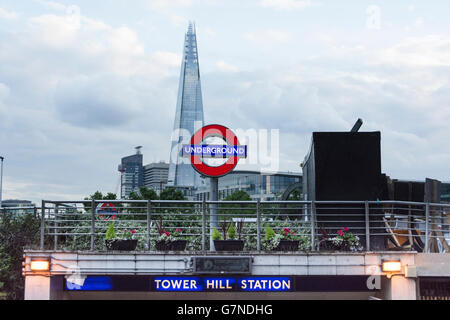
top-left (183, 124), bottom-right (247, 178)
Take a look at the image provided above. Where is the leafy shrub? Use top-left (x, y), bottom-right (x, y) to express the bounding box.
top-left (227, 223), bottom-right (237, 240)
top-left (105, 222), bottom-right (116, 240)
top-left (212, 228), bottom-right (221, 241)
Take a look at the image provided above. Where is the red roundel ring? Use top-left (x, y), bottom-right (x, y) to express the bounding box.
top-left (190, 124), bottom-right (241, 178)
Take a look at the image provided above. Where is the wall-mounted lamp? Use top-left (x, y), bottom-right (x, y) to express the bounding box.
top-left (30, 259), bottom-right (50, 272)
top-left (382, 260), bottom-right (402, 278)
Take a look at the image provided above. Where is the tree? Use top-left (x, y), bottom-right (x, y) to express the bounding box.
top-left (221, 190), bottom-right (254, 217)
top-left (160, 188), bottom-right (186, 201)
top-left (224, 190), bottom-right (252, 201)
top-left (139, 187), bottom-right (159, 201)
top-left (83, 191), bottom-right (119, 211)
top-left (0, 214), bottom-right (40, 300)
top-left (128, 187), bottom-right (159, 201)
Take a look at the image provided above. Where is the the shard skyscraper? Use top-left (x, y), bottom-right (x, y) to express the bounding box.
top-left (168, 22), bottom-right (204, 188)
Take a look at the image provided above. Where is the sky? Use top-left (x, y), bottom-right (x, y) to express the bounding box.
top-left (0, 0), bottom-right (449, 204)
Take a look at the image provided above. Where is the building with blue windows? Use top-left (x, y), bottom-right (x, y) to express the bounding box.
top-left (168, 22), bottom-right (205, 189)
top-left (118, 147), bottom-right (144, 199)
top-left (194, 170), bottom-right (302, 201)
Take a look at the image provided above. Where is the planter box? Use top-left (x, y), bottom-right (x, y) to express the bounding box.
top-left (275, 240), bottom-right (299, 252)
top-left (321, 240), bottom-right (352, 252)
top-left (213, 240), bottom-right (245, 252)
top-left (105, 239), bottom-right (138, 251)
top-left (155, 240), bottom-right (188, 251)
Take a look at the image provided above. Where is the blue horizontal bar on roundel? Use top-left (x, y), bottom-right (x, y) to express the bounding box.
top-left (182, 145), bottom-right (247, 158)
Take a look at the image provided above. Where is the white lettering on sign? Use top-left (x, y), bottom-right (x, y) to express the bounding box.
top-left (155, 279), bottom-right (198, 290)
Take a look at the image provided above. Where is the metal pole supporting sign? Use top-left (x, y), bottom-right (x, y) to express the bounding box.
top-left (183, 124), bottom-right (247, 251)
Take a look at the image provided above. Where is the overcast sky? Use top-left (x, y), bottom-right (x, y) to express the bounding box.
top-left (0, 0), bottom-right (449, 204)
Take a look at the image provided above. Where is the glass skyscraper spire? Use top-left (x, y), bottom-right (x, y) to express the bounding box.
top-left (168, 22), bottom-right (204, 188)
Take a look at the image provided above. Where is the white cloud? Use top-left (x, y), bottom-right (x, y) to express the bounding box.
top-left (216, 60), bottom-right (239, 73)
top-left (380, 35), bottom-right (450, 67)
top-left (244, 29), bottom-right (292, 46)
top-left (147, 0), bottom-right (193, 11)
top-left (0, 7), bottom-right (19, 20)
top-left (33, 0), bottom-right (66, 11)
top-left (260, 0), bottom-right (315, 10)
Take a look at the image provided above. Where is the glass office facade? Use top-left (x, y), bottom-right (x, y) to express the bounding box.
top-left (168, 22), bottom-right (204, 188)
top-left (144, 162), bottom-right (169, 195)
top-left (118, 153), bottom-right (144, 199)
top-left (195, 170), bottom-right (302, 201)
top-left (442, 182), bottom-right (450, 202)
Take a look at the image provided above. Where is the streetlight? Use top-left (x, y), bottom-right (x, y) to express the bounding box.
top-left (0, 156), bottom-right (4, 210)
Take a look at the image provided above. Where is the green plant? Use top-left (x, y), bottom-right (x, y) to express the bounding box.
top-left (0, 214), bottom-right (40, 300)
top-left (265, 226), bottom-right (276, 241)
top-left (262, 220), bottom-right (311, 251)
top-left (105, 222), bottom-right (116, 240)
top-left (328, 228), bottom-right (363, 252)
top-left (227, 223), bottom-right (237, 240)
top-left (122, 229), bottom-right (137, 240)
top-left (212, 228), bottom-right (221, 241)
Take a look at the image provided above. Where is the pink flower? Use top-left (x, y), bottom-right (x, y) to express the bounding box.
top-left (343, 227), bottom-right (349, 232)
top-left (131, 230), bottom-right (136, 234)
top-left (176, 228), bottom-right (182, 233)
top-left (112, 215), bottom-right (116, 221)
top-left (338, 230), bottom-right (345, 237)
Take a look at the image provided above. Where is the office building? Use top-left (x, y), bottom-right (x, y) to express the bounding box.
top-left (118, 147), bottom-right (144, 199)
top-left (144, 162), bottom-right (169, 195)
top-left (195, 170), bottom-right (302, 201)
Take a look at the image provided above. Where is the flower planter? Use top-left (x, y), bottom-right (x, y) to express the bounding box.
top-left (155, 240), bottom-right (188, 251)
top-left (213, 240), bottom-right (244, 252)
top-left (321, 240), bottom-right (352, 252)
top-left (274, 240), bottom-right (299, 252)
top-left (105, 239), bottom-right (138, 251)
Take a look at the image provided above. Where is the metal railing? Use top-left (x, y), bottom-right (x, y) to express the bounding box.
top-left (17, 200), bottom-right (450, 253)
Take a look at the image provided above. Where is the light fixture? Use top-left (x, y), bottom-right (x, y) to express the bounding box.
top-left (30, 259), bottom-right (50, 271)
top-left (382, 260), bottom-right (402, 273)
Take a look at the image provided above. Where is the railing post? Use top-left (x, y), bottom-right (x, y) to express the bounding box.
top-left (202, 199), bottom-right (207, 252)
top-left (40, 200), bottom-right (45, 250)
top-left (425, 202), bottom-right (430, 253)
top-left (256, 199), bottom-right (261, 252)
top-left (147, 200), bottom-right (152, 251)
top-left (365, 201), bottom-right (371, 251)
top-left (91, 199), bottom-right (95, 251)
top-left (311, 201), bottom-right (316, 251)
top-left (54, 204), bottom-right (59, 251)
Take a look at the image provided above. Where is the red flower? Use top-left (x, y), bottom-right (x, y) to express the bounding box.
top-left (176, 228), bottom-right (182, 233)
top-left (131, 230), bottom-right (136, 234)
top-left (100, 214), bottom-right (104, 219)
top-left (343, 227), bottom-right (349, 232)
top-left (338, 230), bottom-right (345, 237)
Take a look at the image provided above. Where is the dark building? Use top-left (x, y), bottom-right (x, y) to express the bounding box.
top-left (118, 147), bottom-right (144, 199)
top-left (303, 132), bottom-right (383, 201)
top-left (302, 131), bottom-right (385, 250)
top-left (441, 182), bottom-right (450, 203)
